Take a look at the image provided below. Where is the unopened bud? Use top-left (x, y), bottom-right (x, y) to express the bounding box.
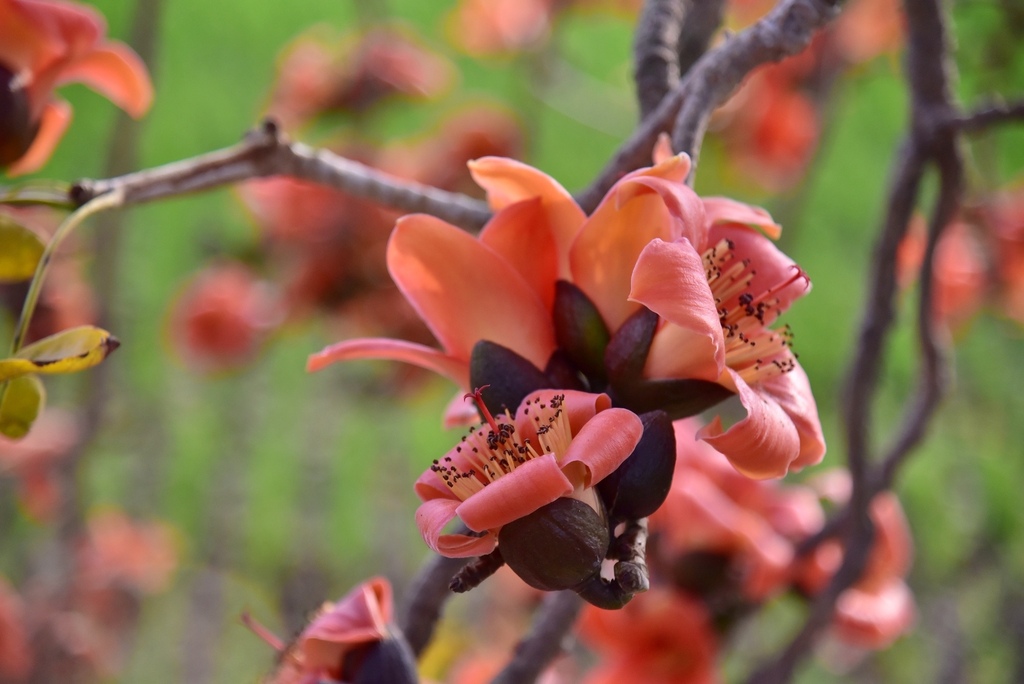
top-left (498, 497), bottom-right (609, 591)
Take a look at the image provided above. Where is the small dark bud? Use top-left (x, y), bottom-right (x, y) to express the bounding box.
top-left (598, 411), bottom-right (676, 520)
top-left (349, 632), bottom-right (418, 684)
top-left (498, 497), bottom-right (609, 591)
top-left (552, 281), bottom-right (611, 386)
top-left (574, 574), bottom-right (635, 610)
top-left (0, 63), bottom-right (38, 168)
top-left (469, 340), bottom-right (551, 416)
top-left (604, 306), bottom-right (659, 382)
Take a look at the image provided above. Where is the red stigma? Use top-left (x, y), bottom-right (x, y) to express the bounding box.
top-left (465, 385), bottom-right (501, 434)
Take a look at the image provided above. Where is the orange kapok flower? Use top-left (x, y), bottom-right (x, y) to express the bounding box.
top-left (309, 153), bottom-right (824, 479)
top-left (578, 587), bottom-right (720, 684)
top-left (414, 389), bottom-right (642, 559)
top-left (795, 472), bottom-right (916, 651)
top-left (0, 0), bottom-right (152, 174)
top-left (167, 262), bottom-right (282, 373)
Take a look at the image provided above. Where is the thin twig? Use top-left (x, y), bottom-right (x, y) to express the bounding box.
top-left (949, 99), bottom-right (1024, 132)
top-left (71, 120), bottom-right (492, 231)
top-left (397, 553), bottom-right (466, 657)
top-left (576, 0), bottom-right (838, 211)
top-left (490, 591), bottom-right (583, 684)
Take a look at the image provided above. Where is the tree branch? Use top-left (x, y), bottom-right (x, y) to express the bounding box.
top-left (576, 0), bottom-right (838, 211)
top-left (70, 120), bottom-right (492, 231)
top-left (949, 99), bottom-right (1024, 132)
top-left (633, 0), bottom-right (685, 121)
top-left (490, 591), bottom-right (583, 684)
top-left (397, 553), bottom-right (466, 657)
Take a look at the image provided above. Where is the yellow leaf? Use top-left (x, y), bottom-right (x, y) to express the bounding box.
top-left (0, 375), bottom-right (46, 439)
top-left (0, 214), bottom-right (46, 283)
top-left (0, 326), bottom-right (120, 382)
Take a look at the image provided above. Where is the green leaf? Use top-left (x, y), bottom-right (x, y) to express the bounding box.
top-left (0, 214), bottom-right (45, 283)
top-left (0, 326), bottom-right (121, 382)
top-left (0, 375), bottom-right (46, 439)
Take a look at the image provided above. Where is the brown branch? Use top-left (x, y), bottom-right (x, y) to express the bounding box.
top-left (576, 0), bottom-right (838, 211)
top-left (490, 591), bottom-right (583, 684)
top-left (71, 119), bottom-right (492, 231)
top-left (397, 553), bottom-right (466, 657)
top-left (675, 0), bottom-right (727, 79)
top-left (746, 0), bottom-right (964, 680)
top-left (949, 98), bottom-right (1024, 132)
top-left (633, 0), bottom-right (685, 121)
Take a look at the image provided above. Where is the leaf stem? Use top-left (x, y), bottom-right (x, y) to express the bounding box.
top-left (9, 189), bottom-right (125, 355)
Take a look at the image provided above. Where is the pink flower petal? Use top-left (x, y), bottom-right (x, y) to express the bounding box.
top-left (388, 213), bottom-right (556, 371)
top-left (56, 43), bottom-right (153, 117)
top-left (570, 187), bottom-right (678, 332)
top-left (629, 239), bottom-right (725, 382)
top-left (703, 197), bottom-right (781, 239)
top-left (757, 365), bottom-right (826, 470)
top-left (5, 99), bottom-right (70, 176)
top-left (468, 156), bottom-right (586, 278)
top-left (632, 151), bottom-right (692, 184)
top-left (479, 197), bottom-right (558, 311)
top-left (615, 175), bottom-right (707, 247)
top-left (697, 370), bottom-right (801, 479)
top-left (455, 455), bottom-right (573, 532)
top-left (710, 225), bottom-right (809, 323)
top-left (834, 579), bottom-right (915, 649)
top-left (300, 577), bottom-right (392, 673)
top-left (442, 389), bottom-right (481, 429)
top-left (306, 338), bottom-right (469, 388)
top-left (559, 407), bottom-right (642, 488)
top-left (415, 497), bottom-right (498, 558)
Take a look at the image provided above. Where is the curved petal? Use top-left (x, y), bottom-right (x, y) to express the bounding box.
top-left (415, 497), bottom-right (498, 558)
top-left (479, 197), bottom-right (558, 311)
top-left (6, 99), bottom-right (70, 176)
top-left (443, 389), bottom-right (481, 429)
top-left (306, 338), bottom-right (469, 388)
top-left (615, 174), bottom-right (707, 246)
top-left (468, 156), bottom-right (585, 278)
top-left (0, 0), bottom-right (100, 88)
top-left (703, 197), bottom-right (781, 239)
top-left (757, 365), bottom-right (825, 470)
top-left (834, 579), bottom-right (915, 649)
top-left (559, 407), bottom-right (642, 487)
top-left (56, 44), bottom-right (153, 117)
top-left (710, 225), bottom-right (810, 322)
top-left (388, 214), bottom-right (556, 370)
top-left (697, 370), bottom-right (800, 479)
top-left (301, 578), bottom-right (391, 667)
top-left (631, 150), bottom-right (692, 184)
top-left (514, 389), bottom-right (612, 441)
top-left (629, 239), bottom-right (724, 382)
top-left (571, 183), bottom-right (697, 332)
top-left (456, 455), bottom-right (573, 531)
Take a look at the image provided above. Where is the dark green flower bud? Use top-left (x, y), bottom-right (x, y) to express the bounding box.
top-left (498, 497), bottom-right (609, 591)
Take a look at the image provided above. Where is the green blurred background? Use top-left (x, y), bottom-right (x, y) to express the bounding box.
top-left (3, 0), bottom-right (1024, 681)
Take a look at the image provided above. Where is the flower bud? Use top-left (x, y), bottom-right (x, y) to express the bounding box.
top-left (498, 497), bottom-right (609, 591)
